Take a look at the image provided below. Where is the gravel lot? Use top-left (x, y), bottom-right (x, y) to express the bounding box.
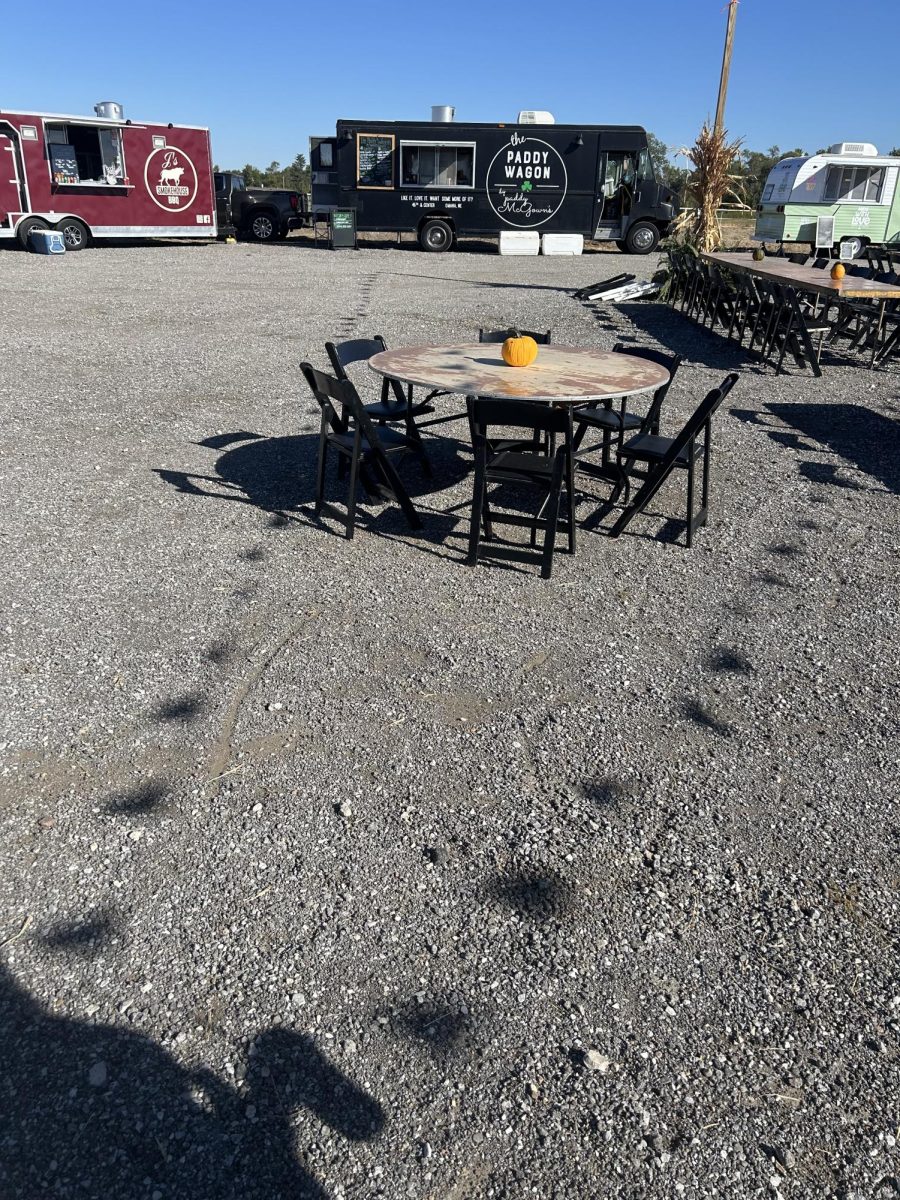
top-left (1, 236), bottom-right (898, 1200)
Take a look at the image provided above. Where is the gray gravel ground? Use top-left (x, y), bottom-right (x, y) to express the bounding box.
top-left (1, 235), bottom-right (898, 1200)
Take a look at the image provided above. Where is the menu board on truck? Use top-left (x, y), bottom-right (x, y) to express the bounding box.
top-left (50, 144), bottom-right (79, 184)
top-left (357, 134), bottom-right (394, 188)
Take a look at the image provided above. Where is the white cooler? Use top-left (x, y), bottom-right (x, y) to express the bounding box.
top-left (499, 230), bottom-right (540, 256)
top-left (541, 233), bottom-right (584, 256)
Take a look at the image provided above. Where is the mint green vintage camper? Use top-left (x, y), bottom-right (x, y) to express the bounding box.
top-left (753, 143), bottom-right (900, 257)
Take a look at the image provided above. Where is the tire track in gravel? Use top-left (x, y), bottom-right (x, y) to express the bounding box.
top-left (204, 609), bottom-right (321, 798)
top-left (331, 270), bottom-right (380, 340)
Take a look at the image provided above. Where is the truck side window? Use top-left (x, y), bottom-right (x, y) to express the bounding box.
top-left (637, 148), bottom-right (655, 181)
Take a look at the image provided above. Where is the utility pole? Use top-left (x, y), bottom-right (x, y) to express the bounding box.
top-left (714, 0), bottom-right (739, 134)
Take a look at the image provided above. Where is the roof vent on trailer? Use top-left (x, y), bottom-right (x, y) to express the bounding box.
top-left (431, 105), bottom-right (455, 122)
top-left (517, 110), bottom-right (555, 124)
top-left (94, 100), bottom-right (124, 121)
top-left (828, 141), bottom-right (878, 156)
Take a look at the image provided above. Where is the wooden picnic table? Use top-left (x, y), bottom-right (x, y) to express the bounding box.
top-left (702, 252), bottom-right (900, 300)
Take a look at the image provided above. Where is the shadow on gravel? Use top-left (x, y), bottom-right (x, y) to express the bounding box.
top-left (582, 777), bottom-right (631, 809)
top-left (390, 993), bottom-right (473, 1053)
top-left (0, 959), bottom-right (384, 1199)
top-left (706, 647), bottom-right (755, 675)
top-left (681, 698), bottom-right (733, 737)
top-left (486, 869), bottom-right (574, 922)
top-left (587, 301), bottom-right (754, 372)
top-left (154, 692), bottom-right (206, 723)
top-left (156, 430), bottom-right (470, 517)
top-left (106, 780), bottom-right (170, 817)
top-left (41, 910), bottom-right (120, 954)
top-left (733, 403), bottom-right (900, 494)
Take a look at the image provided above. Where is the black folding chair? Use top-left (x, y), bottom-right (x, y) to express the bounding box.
top-left (467, 398), bottom-right (575, 579)
top-left (300, 362), bottom-right (423, 539)
top-left (572, 343), bottom-right (683, 471)
top-left (609, 373), bottom-right (739, 548)
top-left (326, 336), bottom-right (433, 473)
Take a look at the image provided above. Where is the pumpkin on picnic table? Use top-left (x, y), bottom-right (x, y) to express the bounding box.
top-left (501, 333), bottom-right (539, 367)
top-left (752, 247), bottom-right (765, 262)
top-left (831, 262), bottom-right (846, 281)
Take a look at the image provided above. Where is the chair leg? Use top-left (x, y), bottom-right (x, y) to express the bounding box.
top-left (685, 453), bottom-right (695, 549)
top-left (345, 437), bottom-right (361, 540)
top-left (468, 462), bottom-right (486, 566)
top-left (404, 407), bottom-right (432, 478)
top-left (540, 460), bottom-right (565, 579)
top-left (565, 444), bottom-right (577, 555)
top-left (315, 425), bottom-right (328, 514)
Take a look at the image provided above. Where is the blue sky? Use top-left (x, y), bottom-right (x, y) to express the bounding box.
top-left (1, 0), bottom-right (897, 168)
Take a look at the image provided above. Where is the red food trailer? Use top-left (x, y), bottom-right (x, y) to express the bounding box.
top-left (0, 101), bottom-right (217, 249)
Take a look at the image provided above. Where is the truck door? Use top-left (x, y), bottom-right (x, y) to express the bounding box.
top-left (0, 130), bottom-right (27, 227)
top-left (594, 151), bottom-right (636, 238)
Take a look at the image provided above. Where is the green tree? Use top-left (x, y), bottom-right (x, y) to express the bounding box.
top-left (241, 162), bottom-right (264, 186)
top-left (890, 146), bottom-right (900, 157)
top-left (646, 132), bottom-right (691, 197)
top-left (282, 153), bottom-right (311, 194)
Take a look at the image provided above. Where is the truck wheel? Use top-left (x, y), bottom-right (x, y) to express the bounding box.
top-left (839, 236), bottom-right (864, 260)
top-left (624, 222), bottom-right (660, 254)
top-left (57, 218), bottom-right (89, 251)
top-left (248, 212), bottom-right (278, 242)
top-left (419, 219), bottom-right (453, 252)
top-left (16, 217), bottom-right (49, 250)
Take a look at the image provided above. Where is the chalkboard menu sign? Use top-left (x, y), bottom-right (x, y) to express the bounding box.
top-left (330, 208), bottom-right (357, 249)
top-left (50, 144), bottom-right (79, 184)
top-left (357, 134), bottom-right (394, 189)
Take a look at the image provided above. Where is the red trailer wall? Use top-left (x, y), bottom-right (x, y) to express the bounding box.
top-left (1, 111), bottom-right (216, 238)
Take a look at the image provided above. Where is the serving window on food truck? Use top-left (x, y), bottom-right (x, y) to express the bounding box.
top-left (400, 142), bottom-right (475, 189)
top-left (44, 120), bottom-right (127, 186)
top-left (356, 133), bottom-right (394, 189)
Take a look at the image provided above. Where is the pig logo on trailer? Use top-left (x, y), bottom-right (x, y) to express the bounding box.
top-left (144, 146), bottom-right (198, 212)
top-left (486, 132), bottom-right (568, 228)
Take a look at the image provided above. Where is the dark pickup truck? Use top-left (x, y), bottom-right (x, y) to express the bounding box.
top-left (214, 172), bottom-right (311, 242)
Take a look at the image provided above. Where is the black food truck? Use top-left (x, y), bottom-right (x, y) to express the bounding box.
top-left (310, 110), bottom-right (678, 253)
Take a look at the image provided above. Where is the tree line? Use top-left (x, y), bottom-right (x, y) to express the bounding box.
top-left (215, 153), bottom-right (311, 193)
top-left (647, 133), bottom-right (900, 210)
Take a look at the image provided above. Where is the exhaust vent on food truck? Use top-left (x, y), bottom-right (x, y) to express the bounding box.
top-left (431, 106), bottom-right (455, 122)
top-left (94, 100), bottom-right (124, 121)
top-left (517, 110), bottom-right (555, 124)
top-left (828, 142), bottom-right (878, 156)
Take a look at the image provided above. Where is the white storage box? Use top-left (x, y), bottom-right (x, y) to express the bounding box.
top-left (541, 233), bottom-right (584, 256)
top-left (499, 230), bottom-right (540, 256)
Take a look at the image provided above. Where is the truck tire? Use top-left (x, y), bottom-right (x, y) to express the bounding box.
top-left (623, 222), bottom-right (660, 254)
top-left (248, 211), bottom-right (279, 242)
top-left (16, 217), bottom-right (49, 250)
top-left (57, 218), bottom-right (90, 251)
top-left (839, 236), bottom-right (865, 260)
top-left (419, 219), bottom-right (453, 252)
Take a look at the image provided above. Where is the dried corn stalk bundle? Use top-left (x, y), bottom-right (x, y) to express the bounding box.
top-left (676, 123), bottom-right (745, 252)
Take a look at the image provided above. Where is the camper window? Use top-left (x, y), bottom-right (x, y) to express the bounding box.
top-left (400, 143), bottom-right (475, 188)
top-left (824, 164), bottom-right (885, 203)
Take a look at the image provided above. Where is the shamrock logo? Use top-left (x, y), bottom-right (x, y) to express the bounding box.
top-left (520, 180), bottom-right (534, 193)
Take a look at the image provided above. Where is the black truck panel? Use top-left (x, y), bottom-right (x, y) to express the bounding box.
top-left (310, 120), bottom-right (677, 252)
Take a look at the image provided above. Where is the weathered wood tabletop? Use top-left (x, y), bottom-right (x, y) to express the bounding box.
top-left (368, 344), bottom-right (670, 403)
top-left (702, 252), bottom-right (900, 300)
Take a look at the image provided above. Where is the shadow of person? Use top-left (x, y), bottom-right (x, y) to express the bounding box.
top-left (0, 961), bottom-right (383, 1199)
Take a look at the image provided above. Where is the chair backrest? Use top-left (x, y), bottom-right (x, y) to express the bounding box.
top-left (325, 335), bottom-right (405, 406)
top-left (787, 253), bottom-right (808, 265)
top-left (300, 361), bottom-right (386, 450)
top-left (325, 337), bottom-right (387, 375)
top-left (478, 327), bottom-right (552, 345)
top-left (661, 373), bottom-right (739, 468)
top-left (469, 397), bottom-right (572, 439)
top-left (611, 341), bottom-right (683, 431)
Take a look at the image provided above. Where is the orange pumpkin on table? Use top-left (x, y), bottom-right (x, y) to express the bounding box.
top-left (501, 334), bottom-right (539, 367)
top-left (831, 263), bottom-right (846, 281)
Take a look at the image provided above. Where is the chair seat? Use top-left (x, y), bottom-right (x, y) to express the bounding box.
top-left (330, 425), bottom-right (412, 453)
top-left (363, 399), bottom-right (435, 420)
top-left (573, 405), bottom-right (643, 433)
top-left (486, 449), bottom-right (556, 484)
top-left (620, 433), bottom-right (700, 465)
